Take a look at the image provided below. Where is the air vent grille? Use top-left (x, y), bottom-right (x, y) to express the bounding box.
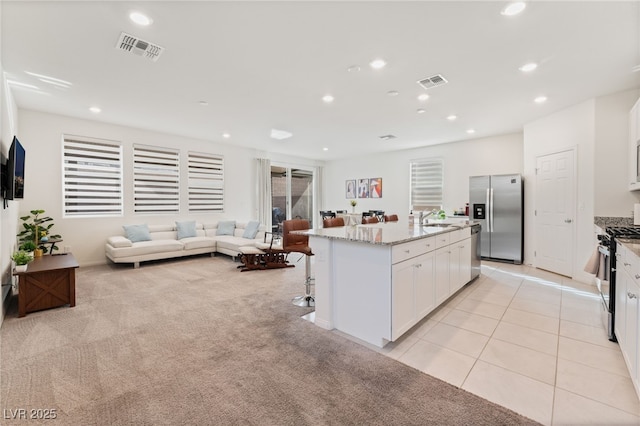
top-left (379, 135), bottom-right (397, 141)
top-left (116, 32), bottom-right (164, 62)
top-left (417, 74), bottom-right (448, 90)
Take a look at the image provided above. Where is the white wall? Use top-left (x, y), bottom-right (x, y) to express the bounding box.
top-left (523, 90), bottom-right (640, 284)
top-left (1, 1), bottom-right (22, 325)
top-left (594, 90), bottom-right (640, 216)
top-left (16, 109), bottom-right (321, 267)
top-left (523, 100), bottom-right (596, 284)
top-left (324, 133), bottom-right (524, 220)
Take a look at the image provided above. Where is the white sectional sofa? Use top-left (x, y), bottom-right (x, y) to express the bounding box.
top-left (105, 220), bottom-right (266, 268)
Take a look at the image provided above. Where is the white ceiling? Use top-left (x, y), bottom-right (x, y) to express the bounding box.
top-left (2, 1), bottom-right (640, 161)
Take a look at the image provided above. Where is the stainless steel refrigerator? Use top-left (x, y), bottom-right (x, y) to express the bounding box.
top-left (469, 174), bottom-right (523, 264)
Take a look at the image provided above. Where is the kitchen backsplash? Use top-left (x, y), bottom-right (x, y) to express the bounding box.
top-left (594, 216), bottom-right (633, 228)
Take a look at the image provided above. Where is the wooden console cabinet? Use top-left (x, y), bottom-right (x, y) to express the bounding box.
top-left (14, 253), bottom-right (79, 317)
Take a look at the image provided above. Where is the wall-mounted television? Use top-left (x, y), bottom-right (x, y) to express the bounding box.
top-left (2, 136), bottom-right (26, 200)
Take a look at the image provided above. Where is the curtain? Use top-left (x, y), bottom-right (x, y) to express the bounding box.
top-left (256, 158), bottom-right (272, 232)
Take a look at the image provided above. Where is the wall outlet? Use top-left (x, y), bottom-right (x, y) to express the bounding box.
top-left (64, 246), bottom-right (71, 253)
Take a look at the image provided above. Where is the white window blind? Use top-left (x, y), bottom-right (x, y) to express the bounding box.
top-left (188, 151), bottom-right (224, 213)
top-left (410, 158), bottom-right (444, 210)
top-left (62, 135), bottom-right (123, 217)
top-left (133, 144), bottom-right (180, 214)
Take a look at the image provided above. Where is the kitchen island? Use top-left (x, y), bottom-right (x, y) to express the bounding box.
top-left (305, 221), bottom-right (479, 347)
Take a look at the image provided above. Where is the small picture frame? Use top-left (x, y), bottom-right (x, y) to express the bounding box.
top-left (369, 178), bottom-right (382, 198)
top-left (358, 178), bottom-right (369, 198)
top-left (345, 180), bottom-right (356, 199)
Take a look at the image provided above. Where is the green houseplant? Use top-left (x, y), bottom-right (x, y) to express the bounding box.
top-left (11, 250), bottom-right (33, 272)
top-left (17, 209), bottom-right (61, 255)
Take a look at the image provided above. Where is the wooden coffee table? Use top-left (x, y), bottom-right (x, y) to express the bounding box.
top-left (14, 253), bottom-right (79, 317)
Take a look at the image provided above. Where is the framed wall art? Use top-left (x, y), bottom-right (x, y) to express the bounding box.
top-left (358, 178), bottom-right (369, 198)
top-left (369, 178), bottom-right (382, 198)
top-left (345, 180), bottom-right (356, 198)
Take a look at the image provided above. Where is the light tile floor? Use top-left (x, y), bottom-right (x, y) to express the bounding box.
top-left (369, 261), bottom-right (640, 425)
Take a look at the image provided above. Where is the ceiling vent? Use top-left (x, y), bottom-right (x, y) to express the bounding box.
top-left (417, 74), bottom-right (448, 90)
top-left (379, 134), bottom-right (397, 141)
top-left (116, 32), bottom-right (164, 62)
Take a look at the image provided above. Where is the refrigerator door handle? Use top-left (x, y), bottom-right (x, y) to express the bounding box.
top-left (489, 188), bottom-right (494, 233)
top-left (485, 188), bottom-right (490, 232)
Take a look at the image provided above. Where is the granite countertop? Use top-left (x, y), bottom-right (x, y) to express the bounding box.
top-left (301, 220), bottom-right (479, 246)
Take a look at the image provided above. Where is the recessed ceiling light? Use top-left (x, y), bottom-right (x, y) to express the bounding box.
top-left (270, 129), bottom-right (293, 140)
top-left (417, 94), bottom-right (430, 101)
top-left (416, 108), bottom-right (426, 114)
top-left (519, 62), bottom-right (538, 72)
top-left (322, 94), bottom-right (334, 103)
top-left (198, 101), bottom-right (209, 106)
top-left (89, 106), bottom-right (101, 113)
top-left (387, 90), bottom-right (399, 96)
top-left (347, 65), bottom-right (361, 72)
top-left (369, 59), bottom-right (387, 69)
top-left (130, 12), bottom-right (153, 26)
top-left (534, 96), bottom-right (547, 103)
top-left (222, 133), bottom-right (231, 139)
top-left (323, 147), bottom-right (329, 151)
top-left (501, 2), bottom-right (526, 16)
top-left (447, 115), bottom-right (457, 121)
top-left (466, 129), bottom-right (476, 134)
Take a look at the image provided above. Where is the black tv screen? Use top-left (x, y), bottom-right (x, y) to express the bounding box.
top-left (6, 136), bottom-right (25, 199)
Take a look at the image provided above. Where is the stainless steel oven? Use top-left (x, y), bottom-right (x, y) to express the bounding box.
top-left (599, 226), bottom-right (640, 342)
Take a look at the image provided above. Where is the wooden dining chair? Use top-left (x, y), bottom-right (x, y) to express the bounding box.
top-left (323, 217), bottom-right (345, 228)
top-left (384, 214), bottom-right (399, 222)
top-left (362, 216), bottom-right (379, 224)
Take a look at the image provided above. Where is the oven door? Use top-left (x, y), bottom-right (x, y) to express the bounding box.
top-left (596, 244), bottom-right (616, 340)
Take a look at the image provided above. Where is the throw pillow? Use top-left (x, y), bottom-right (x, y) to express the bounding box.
top-left (242, 221), bottom-right (261, 239)
top-left (123, 224), bottom-right (151, 242)
top-left (217, 220), bottom-right (236, 236)
top-left (176, 220), bottom-right (197, 239)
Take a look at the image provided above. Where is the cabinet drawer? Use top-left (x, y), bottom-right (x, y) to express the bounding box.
top-left (392, 237), bottom-right (435, 264)
top-left (435, 232), bottom-right (450, 249)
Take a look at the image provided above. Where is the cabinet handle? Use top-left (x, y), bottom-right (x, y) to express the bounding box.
top-left (415, 264), bottom-right (422, 268)
top-left (616, 253), bottom-right (622, 259)
top-left (628, 292), bottom-right (637, 299)
top-left (635, 274), bottom-right (640, 280)
top-left (625, 262), bottom-right (631, 266)
top-left (404, 250), bottom-right (410, 254)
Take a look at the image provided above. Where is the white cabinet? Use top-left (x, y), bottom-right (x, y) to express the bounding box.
top-left (629, 98), bottom-right (640, 191)
top-left (451, 237), bottom-right (472, 293)
top-left (391, 238), bottom-right (436, 340)
top-left (435, 246), bottom-right (450, 305)
top-left (615, 242), bottom-right (640, 399)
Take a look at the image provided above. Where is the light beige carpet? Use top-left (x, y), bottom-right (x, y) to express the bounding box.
top-left (1, 255), bottom-right (539, 425)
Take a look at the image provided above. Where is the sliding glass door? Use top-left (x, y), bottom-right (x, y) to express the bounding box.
top-left (271, 165), bottom-right (315, 233)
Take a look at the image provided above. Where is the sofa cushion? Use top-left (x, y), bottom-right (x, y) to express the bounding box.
top-left (123, 224), bottom-right (151, 242)
top-left (214, 235), bottom-right (256, 252)
top-left (242, 221), bottom-right (261, 239)
top-left (180, 236), bottom-right (216, 250)
top-left (217, 220), bottom-right (236, 236)
top-left (107, 236), bottom-right (133, 248)
top-left (109, 239), bottom-right (184, 258)
top-left (176, 220), bottom-right (197, 239)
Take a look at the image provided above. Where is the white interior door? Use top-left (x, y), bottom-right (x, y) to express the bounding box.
top-left (535, 149), bottom-right (575, 277)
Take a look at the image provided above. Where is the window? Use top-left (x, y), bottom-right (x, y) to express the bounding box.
top-left (133, 144), bottom-right (180, 214)
top-left (188, 151), bottom-right (224, 213)
top-left (62, 135), bottom-right (123, 217)
top-left (410, 158), bottom-right (443, 210)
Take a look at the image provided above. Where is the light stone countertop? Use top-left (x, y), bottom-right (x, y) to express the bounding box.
top-left (300, 220), bottom-right (479, 246)
top-left (618, 238), bottom-right (640, 259)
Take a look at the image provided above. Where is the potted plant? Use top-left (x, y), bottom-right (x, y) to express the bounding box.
top-left (19, 240), bottom-right (37, 255)
top-left (17, 209), bottom-right (61, 256)
top-left (11, 250), bottom-right (33, 272)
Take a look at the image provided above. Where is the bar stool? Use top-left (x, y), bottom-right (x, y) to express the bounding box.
top-left (282, 219), bottom-right (315, 307)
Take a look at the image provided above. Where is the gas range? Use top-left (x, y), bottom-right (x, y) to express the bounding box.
top-left (605, 226), bottom-right (640, 239)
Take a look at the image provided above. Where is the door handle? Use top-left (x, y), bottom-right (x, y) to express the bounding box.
top-left (489, 188), bottom-right (494, 233)
top-left (564, 219), bottom-right (572, 223)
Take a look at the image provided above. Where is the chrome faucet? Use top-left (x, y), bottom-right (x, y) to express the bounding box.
top-left (420, 208), bottom-right (439, 225)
